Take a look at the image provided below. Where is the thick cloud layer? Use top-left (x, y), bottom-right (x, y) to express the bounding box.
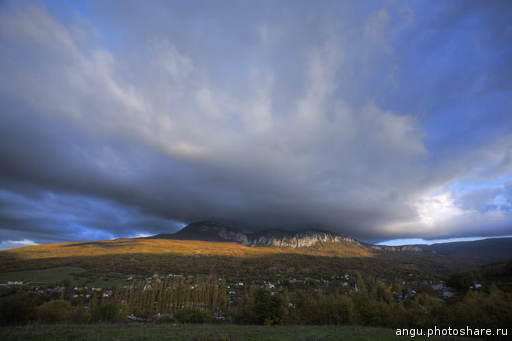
top-left (1, 0), bottom-right (511, 245)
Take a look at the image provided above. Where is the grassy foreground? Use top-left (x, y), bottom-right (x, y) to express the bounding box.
top-left (0, 266), bottom-right (86, 284)
top-left (0, 324), bottom-right (476, 341)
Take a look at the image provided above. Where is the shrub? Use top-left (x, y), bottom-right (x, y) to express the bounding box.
top-left (174, 308), bottom-right (212, 323)
top-left (70, 308), bottom-right (92, 323)
top-left (155, 314), bottom-right (176, 323)
top-left (92, 303), bottom-right (120, 322)
top-left (37, 300), bottom-right (72, 323)
top-left (447, 272), bottom-right (474, 291)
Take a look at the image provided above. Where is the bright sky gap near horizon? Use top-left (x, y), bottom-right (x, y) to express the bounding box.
top-left (0, 0), bottom-right (511, 250)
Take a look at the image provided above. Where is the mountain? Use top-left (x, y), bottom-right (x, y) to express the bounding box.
top-left (151, 222), bottom-right (512, 264)
top-left (147, 221), bottom-right (512, 268)
top-left (150, 221), bottom-right (363, 249)
top-left (150, 221), bottom-right (435, 252)
top-left (2, 221), bottom-right (512, 280)
top-left (148, 221), bottom-right (379, 249)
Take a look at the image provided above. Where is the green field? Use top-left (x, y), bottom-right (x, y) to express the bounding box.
top-left (0, 324), bottom-right (478, 341)
top-left (0, 267), bottom-right (86, 285)
top-left (0, 267), bottom-right (129, 287)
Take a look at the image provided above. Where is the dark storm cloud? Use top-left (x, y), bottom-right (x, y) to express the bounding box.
top-left (0, 0), bottom-right (512, 246)
top-left (0, 188), bottom-right (182, 244)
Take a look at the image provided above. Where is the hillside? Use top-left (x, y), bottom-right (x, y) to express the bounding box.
top-left (0, 235), bottom-right (384, 277)
top-left (1, 222), bottom-right (512, 282)
top-left (0, 231), bottom-right (451, 281)
top-left (0, 236), bottom-right (373, 263)
top-left (428, 238), bottom-right (512, 265)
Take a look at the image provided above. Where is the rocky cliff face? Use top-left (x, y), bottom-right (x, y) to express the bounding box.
top-left (247, 230), bottom-right (359, 248)
top-left (216, 227), bottom-right (250, 244)
top-left (153, 221), bottom-right (427, 252)
top-left (155, 221), bottom-right (362, 249)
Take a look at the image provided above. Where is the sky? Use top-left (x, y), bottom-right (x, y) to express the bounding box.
top-left (1, 0), bottom-right (512, 249)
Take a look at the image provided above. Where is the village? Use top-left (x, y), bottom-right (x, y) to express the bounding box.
top-left (0, 268), bottom-right (485, 322)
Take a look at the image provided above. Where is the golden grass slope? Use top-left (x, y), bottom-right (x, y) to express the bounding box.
top-left (0, 238), bottom-right (453, 279)
top-left (1, 238), bottom-right (374, 261)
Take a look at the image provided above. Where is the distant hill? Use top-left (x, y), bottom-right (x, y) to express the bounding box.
top-left (427, 238), bottom-right (512, 266)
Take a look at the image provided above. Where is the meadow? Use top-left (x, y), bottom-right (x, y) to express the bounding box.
top-left (0, 267), bottom-right (85, 285)
top-left (0, 324), bottom-right (477, 341)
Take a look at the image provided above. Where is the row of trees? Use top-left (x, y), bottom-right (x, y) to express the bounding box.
top-left (231, 285), bottom-right (512, 329)
top-left (117, 277), bottom-right (228, 316)
top-left (0, 296), bottom-right (120, 324)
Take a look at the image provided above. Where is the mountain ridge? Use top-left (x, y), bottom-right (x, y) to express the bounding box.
top-left (149, 221), bottom-right (432, 252)
top-left (149, 221), bottom-right (363, 249)
top-left (149, 221), bottom-right (512, 259)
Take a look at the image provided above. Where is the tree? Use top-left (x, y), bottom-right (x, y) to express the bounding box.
top-left (253, 289), bottom-right (285, 325)
top-left (37, 300), bottom-right (72, 323)
top-left (0, 293), bottom-right (36, 325)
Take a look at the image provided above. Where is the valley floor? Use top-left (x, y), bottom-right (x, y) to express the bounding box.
top-left (0, 324), bottom-right (478, 341)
